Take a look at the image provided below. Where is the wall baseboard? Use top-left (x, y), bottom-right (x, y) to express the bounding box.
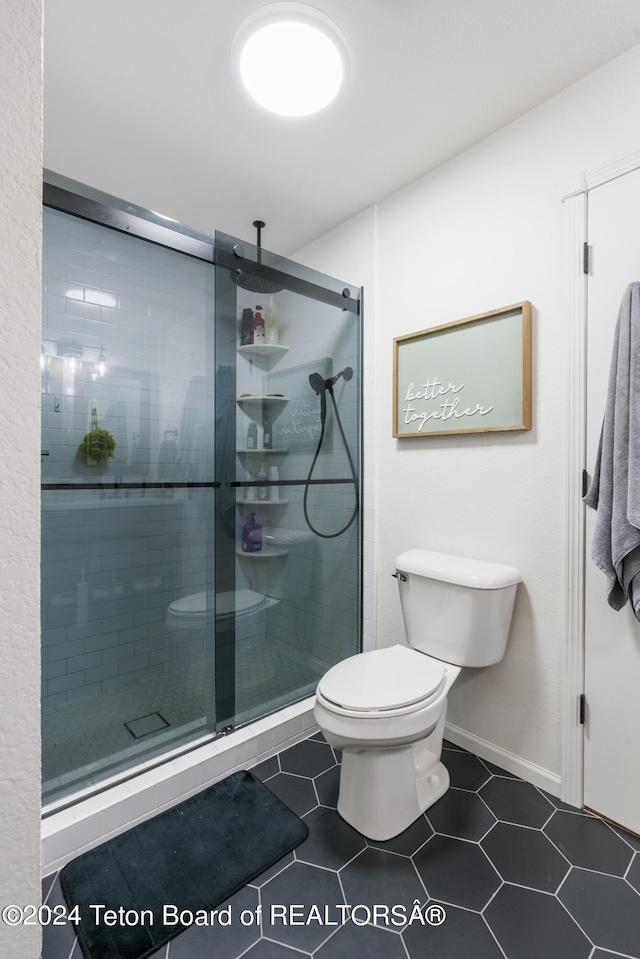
top-left (445, 722), bottom-right (564, 801)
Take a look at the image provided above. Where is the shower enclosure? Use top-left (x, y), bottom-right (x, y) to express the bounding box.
top-left (41, 174), bottom-right (361, 806)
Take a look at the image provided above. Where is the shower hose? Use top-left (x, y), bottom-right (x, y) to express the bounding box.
top-left (303, 383), bottom-right (360, 538)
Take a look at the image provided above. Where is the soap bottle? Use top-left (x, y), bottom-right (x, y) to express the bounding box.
top-left (242, 513), bottom-right (262, 552)
top-left (265, 297), bottom-right (279, 344)
top-left (253, 306), bottom-right (265, 344)
top-left (242, 308), bottom-right (254, 345)
top-left (246, 421), bottom-right (258, 450)
top-left (269, 465), bottom-right (279, 500)
top-left (263, 417), bottom-right (272, 449)
top-left (243, 470), bottom-right (255, 500)
top-left (257, 463), bottom-right (268, 500)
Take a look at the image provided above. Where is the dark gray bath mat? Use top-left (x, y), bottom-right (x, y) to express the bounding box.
top-left (60, 770), bottom-right (308, 959)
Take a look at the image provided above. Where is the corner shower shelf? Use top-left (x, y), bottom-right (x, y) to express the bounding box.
top-left (237, 394), bottom-right (289, 408)
top-left (235, 546), bottom-right (288, 559)
top-left (236, 448), bottom-right (289, 455)
top-left (237, 344), bottom-right (289, 360)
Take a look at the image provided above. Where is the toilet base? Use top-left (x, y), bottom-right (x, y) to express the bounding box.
top-left (336, 738), bottom-right (450, 841)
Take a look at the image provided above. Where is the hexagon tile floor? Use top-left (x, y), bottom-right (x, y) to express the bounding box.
top-left (41, 735), bottom-right (640, 959)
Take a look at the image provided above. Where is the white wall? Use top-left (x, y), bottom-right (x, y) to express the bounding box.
top-left (300, 44), bottom-right (640, 791)
top-left (0, 2), bottom-right (43, 957)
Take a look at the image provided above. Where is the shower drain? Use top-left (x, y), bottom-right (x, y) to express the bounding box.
top-left (124, 712), bottom-right (170, 739)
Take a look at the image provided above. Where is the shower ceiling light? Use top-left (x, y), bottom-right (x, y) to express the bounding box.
top-left (233, 3), bottom-right (349, 117)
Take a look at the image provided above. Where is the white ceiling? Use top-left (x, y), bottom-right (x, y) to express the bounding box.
top-left (44, 0), bottom-right (640, 256)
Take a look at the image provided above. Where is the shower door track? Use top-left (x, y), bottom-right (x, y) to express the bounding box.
top-left (41, 479), bottom-right (357, 491)
top-left (231, 478), bottom-right (357, 488)
top-left (43, 174), bottom-right (360, 314)
top-left (41, 481), bottom-right (221, 491)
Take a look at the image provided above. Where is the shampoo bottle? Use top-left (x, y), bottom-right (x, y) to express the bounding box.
top-left (268, 465), bottom-right (279, 500)
top-left (246, 421), bottom-right (258, 450)
top-left (265, 297), bottom-right (279, 344)
top-left (257, 463), bottom-right (268, 500)
top-left (243, 470), bottom-right (255, 500)
top-left (263, 417), bottom-right (272, 449)
top-left (242, 513), bottom-right (262, 552)
top-left (253, 306), bottom-right (265, 344)
top-left (242, 308), bottom-right (254, 345)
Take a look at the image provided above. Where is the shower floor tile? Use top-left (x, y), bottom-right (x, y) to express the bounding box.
top-left (41, 736), bottom-right (640, 959)
top-left (42, 639), bottom-right (326, 805)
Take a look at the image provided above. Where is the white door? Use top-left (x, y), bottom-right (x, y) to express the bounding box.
top-left (584, 165), bottom-right (640, 835)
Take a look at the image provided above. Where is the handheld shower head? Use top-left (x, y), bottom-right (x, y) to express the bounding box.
top-left (308, 367), bottom-right (353, 395)
top-left (308, 372), bottom-right (327, 395)
top-left (309, 371), bottom-right (328, 424)
top-left (304, 365), bottom-right (359, 539)
top-left (309, 366), bottom-right (353, 425)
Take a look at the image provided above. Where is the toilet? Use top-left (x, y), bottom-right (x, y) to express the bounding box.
top-left (313, 548), bottom-right (521, 840)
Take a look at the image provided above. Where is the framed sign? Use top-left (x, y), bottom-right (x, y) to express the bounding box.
top-left (393, 302), bottom-right (531, 438)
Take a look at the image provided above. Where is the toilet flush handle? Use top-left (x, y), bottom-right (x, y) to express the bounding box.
top-left (392, 572), bottom-right (407, 582)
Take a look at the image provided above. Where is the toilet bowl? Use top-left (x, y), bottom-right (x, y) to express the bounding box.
top-left (313, 549), bottom-right (520, 840)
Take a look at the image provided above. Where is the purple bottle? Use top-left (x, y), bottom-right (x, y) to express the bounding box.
top-left (242, 513), bottom-right (262, 552)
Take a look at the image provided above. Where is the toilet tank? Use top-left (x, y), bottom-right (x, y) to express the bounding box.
top-left (395, 549), bottom-right (521, 667)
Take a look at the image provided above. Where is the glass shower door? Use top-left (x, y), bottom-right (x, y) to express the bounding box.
top-left (214, 232), bottom-right (362, 731)
top-left (41, 175), bottom-right (363, 807)
top-left (41, 197), bottom-right (217, 805)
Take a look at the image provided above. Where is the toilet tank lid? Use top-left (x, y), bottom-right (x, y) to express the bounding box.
top-left (395, 549), bottom-right (521, 589)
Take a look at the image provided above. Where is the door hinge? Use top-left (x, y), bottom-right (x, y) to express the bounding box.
top-left (583, 241), bottom-right (590, 275)
top-left (582, 469), bottom-right (589, 497)
top-left (579, 693), bottom-right (586, 725)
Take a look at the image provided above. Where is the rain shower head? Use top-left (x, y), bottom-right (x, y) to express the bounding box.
top-left (231, 220), bottom-right (283, 294)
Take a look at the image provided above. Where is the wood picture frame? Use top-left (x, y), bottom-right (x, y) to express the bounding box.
top-left (393, 301), bottom-right (532, 438)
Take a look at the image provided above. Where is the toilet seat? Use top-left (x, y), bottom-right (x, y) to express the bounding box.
top-left (317, 645), bottom-right (446, 715)
top-left (168, 588), bottom-right (265, 620)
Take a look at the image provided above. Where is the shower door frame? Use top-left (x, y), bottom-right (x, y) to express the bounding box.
top-left (42, 172), bottom-right (363, 804)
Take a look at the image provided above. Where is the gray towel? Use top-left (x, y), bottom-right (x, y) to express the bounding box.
top-left (584, 282), bottom-right (640, 619)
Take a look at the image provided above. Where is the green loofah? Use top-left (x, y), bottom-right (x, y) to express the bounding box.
top-left (80, 408), bottom-right (116, 464)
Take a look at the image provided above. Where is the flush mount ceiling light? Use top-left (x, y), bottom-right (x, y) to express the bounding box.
top-left (233, 3), bottom-right (349, 117)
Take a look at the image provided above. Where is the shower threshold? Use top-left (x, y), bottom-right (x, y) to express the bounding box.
top-left (41, 697), bottom-right (317, 876)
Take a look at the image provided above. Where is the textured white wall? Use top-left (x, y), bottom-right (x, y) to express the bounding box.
top-left (375, 43), bottom-right (640, 781)
top-left (0, 2), bottom-right (43, 956)
top-left (301, 44), bottom-right (640, 787)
